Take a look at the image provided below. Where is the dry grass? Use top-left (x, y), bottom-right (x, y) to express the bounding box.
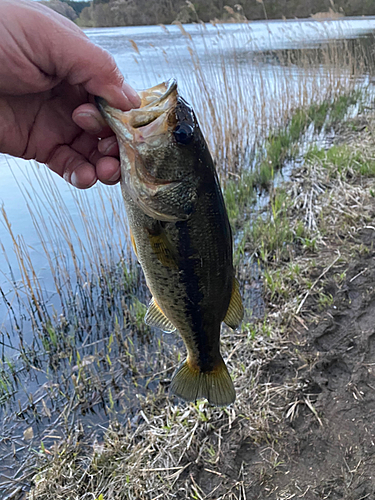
top-left (311, 8), bottom-right (345, 20)
top-left (30, 334), bottom-right (285, 499)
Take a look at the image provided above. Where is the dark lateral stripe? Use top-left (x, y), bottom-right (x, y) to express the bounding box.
top-left (176, 221), bottom-right (213, 369)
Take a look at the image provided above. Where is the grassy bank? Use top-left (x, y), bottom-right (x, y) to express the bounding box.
top-left (224, 90), bottom-right (364, 228)
top-left (0, 25), bottom-right (374, 500)
top-left (29, 104), bottom-right (375, 500)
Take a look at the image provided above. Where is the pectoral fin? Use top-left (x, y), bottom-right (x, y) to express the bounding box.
top-left (224, 277), bottom-right (244, 330)
top-left (146, 224), bottom-right (178, 269)
top-left (151, 179), bottom-right (197, 221)
top-left (134, 177), bottom-right (198, 222)
top-left (145, 297), bottom-right (176, 333)
top-left (130, 229), bottom-right (138, 259)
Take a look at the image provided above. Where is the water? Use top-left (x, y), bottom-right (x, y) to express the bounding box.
top-left (1, 18), bottom-right (375, 495)
top-left (87, 19), bottom-right (375, 88)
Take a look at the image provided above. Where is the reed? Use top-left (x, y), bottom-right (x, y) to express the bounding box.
top-left (172, 23), bottom-right (371, 180)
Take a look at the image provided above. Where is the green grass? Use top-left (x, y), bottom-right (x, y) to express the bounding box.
top-left (234, 188), bottom-right (312, 265)
top-left (306, 143), bottom-right (375, 178)
top-left (0, 358), bottom-right (19, 404)
top-left (256, 90), bottom-right (365, 187)
top-left (224, 171), bottom-right (256, 227)
top-left (306, 101), bottom-right (330, 130)
top-left (328, 91), bottom-right (362, 124)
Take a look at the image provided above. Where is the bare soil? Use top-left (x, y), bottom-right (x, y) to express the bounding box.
top-left (196, 228), bottom-right (375, 499)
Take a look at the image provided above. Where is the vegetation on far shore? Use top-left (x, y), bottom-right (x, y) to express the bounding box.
top-left (43, 0), bottom-right (375, 28)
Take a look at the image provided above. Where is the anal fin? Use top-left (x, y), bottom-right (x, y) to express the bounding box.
top-left (224, 277), bottom-right (244, 330)
top-left (145, 297), bottom-right (176, 333)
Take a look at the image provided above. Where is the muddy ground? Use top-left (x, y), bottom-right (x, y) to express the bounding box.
top-left (194, 228), bottom-right (375, 499)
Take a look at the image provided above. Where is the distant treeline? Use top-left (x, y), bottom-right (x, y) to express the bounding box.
top-left (41, 1), bottom-right (90, 20)
top-left (42, 0), bottom-right (375, 27)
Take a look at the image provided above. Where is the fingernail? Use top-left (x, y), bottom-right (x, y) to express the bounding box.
top-left (75, 113), bottom-right (102, 134)
top-left (108, 170), bottom-right (121, 183)
top-left (122, 83), bottom-right (141, 108)
top-left (100, 136), bottom-right (117, 155)
top-left (71, 171), bottom-right (96, 189)
top-left (71, 171), bottom-right (79, 187)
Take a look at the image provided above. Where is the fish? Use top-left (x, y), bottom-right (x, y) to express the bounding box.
top-left (96, 79), bottom-right (244, 406)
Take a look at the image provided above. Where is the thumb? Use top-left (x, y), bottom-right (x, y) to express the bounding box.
top-left (65, 38), bottom-right (141, 110)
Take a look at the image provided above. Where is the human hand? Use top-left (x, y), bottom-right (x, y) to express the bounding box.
top-left (0, 0), bottom-right (139, 188)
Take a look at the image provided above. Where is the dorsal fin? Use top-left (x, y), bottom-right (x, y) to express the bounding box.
top-left (145, 297), bottom-right (176, 333)
top-left (224, 277), bottom-right (244, 330)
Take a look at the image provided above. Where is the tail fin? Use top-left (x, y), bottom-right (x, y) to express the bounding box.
top-left (169, 357), bottom-right (236, 406)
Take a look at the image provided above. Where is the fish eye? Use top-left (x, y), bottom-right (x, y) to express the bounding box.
top-left (174, 123), bottom-right (194, 145)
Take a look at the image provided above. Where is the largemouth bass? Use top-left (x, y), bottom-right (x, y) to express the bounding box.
top-left (96, 80), bottom-right (243, 406)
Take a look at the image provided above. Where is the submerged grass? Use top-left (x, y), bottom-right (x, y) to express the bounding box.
top-left (0, 21), bottom-right (374, 500)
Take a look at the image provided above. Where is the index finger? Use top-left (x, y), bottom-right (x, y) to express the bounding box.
top-left (72, 103), bottom-right (114, 138)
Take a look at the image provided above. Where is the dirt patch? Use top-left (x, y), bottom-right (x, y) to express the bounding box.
top-left (220, 228), bottom-right (375, 499)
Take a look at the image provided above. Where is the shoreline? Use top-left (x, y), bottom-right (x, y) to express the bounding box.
top-left (80, 14), bottom-right (375, 30)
